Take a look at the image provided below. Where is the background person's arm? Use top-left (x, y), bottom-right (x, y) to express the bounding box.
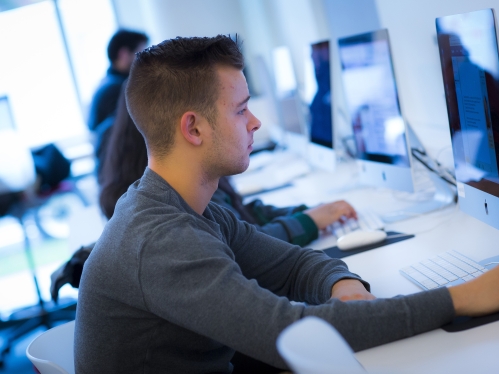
top-left (303, 200), bottom-right (357, 230)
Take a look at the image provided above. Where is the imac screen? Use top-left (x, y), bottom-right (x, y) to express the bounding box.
top-left (304, 40), bottom-right (333, 149)
top-left (338, 29), bottom-right (410, 167)
top-left (436, 8), bottom-right (499, 199)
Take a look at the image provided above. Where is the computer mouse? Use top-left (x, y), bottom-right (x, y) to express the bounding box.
top-left (336, 230), bottom-right (387, 251)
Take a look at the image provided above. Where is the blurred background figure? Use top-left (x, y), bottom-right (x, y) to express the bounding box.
top-left (309, 41), bottom-right (332, 147)
top-left (87, 29), bottom-right (149, 174)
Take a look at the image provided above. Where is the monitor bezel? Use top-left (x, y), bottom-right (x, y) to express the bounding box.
top-left (436, 8), bottom-right (499, 230)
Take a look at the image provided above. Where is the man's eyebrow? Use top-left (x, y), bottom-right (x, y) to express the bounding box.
top-left (237, 96), bottom-right (251, 107)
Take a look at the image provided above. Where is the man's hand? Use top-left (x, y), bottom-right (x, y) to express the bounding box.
top-left (304, 200), bottom-right (357, 230)
top-left (330, 279), bottom-right (376, 301)
top-left (449, 265), bottom-right (499, 317)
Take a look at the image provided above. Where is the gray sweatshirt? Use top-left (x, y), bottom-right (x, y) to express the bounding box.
top-left (75, 168), bottom-right (455, 373)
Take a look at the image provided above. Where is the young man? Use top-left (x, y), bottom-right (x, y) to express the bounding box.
top-left (75, 35), bottom-right (499, 373)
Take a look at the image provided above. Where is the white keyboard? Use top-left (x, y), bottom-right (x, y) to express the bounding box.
top-left (233, 157), bottom-right (311, 196)
top-left (400, 250), bottom-right (489, 290)
top-left (329, 209), bottom-right (385, 238)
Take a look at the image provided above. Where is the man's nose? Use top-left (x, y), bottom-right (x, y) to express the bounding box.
top-left (249, 111), bottom-right (261, 132)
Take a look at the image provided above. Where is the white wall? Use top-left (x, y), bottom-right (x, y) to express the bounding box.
top-left (114, 0), bottom-right (331, 97)
top-left (114, 0), bottom-right (247, 44)
top-left (264, 0), bottom-right (329, 89)
top-left (374, 0), bottom-right (499, 157)
top-left (322, 0), bottom-right (381, 144)
top-left (112, 0), bottom-right (333, 145)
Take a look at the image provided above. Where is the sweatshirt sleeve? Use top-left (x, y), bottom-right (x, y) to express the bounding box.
top-left (212, 191), bottom-right (318, 246)
top-left (245, 198), bottom-right (308, 223)
top-left (262, 212), bottom-right (319, 246)
top-left (245, 198), bottom-right (319, 245)
top-left (138, 206), bottom-right (455, 369)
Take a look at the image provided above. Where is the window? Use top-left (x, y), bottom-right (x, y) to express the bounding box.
top-left (0, 0), bottom-right (117, 148)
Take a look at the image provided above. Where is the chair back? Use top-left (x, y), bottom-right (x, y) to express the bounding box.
top-left (277, 316), bottom-right (366, 374)
top-left (26, 320), bottom-right (75, 374)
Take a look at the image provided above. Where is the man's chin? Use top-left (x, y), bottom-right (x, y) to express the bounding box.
top-left (223, 162), bottom-right (250, 177)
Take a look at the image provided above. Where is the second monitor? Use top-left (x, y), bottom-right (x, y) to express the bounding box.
top-left (338, 29), bottom-right (455, 221)
top-left (338, 29), bottom-right (414, 193)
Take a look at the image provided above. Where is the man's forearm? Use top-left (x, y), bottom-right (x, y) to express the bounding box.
top-left (449, 265), bottom-right (499, 317)
top-left (331, 278), bottom-right (375, 301)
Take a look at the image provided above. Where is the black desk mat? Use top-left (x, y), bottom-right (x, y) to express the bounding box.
top-left (323, 232), bottom-right (499, 332)
top-left (442, 312), bottom-right (499, 332)
top-left (323, 231), bottom-right (415, 259)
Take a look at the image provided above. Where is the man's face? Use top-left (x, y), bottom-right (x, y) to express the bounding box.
top-left (204, 66), bottom-right (261, 177)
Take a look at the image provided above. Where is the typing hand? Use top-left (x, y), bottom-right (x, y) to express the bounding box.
top-left (330, 279), bottom-right (376, 302)
top-left (304, 200), bottom-right (357, 230)
top-left (449, 265), bottom-right (499, 317)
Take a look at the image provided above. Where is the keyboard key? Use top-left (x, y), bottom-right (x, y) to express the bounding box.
top-left (412, 264), bottom-right (448, 285)
top-left (420, 260), bottom-right (458, 282)
top-left (331, 222), bottom-right (344, 237)
top-left (400, 267), bottom-right (439, 289)
top-left (448, 250), bottom-right (485, 271)
top-left (357, 209), bottom-right (384, 231)
top-left (331, 209), bottom-right (384, 238)
top-left (400, 250), bottom-right (487, 291)
top-left (439, 253), bottom-right (479, 274)
top-left (430, 257), bottom-right (468, 277)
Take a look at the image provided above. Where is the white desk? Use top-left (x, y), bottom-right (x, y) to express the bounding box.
top-left (243, 159), bottom-right (499, 374)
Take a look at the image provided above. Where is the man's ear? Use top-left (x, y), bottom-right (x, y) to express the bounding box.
top-left (180, 112), bottom-right (203, 146)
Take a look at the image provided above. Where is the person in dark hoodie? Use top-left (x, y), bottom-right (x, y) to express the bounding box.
top-left (87, 29), bottom-right (149, 173)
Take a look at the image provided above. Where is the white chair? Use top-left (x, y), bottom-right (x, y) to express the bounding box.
top-left (276, 316), bottom-right (366, 374)
top-left (26, 320), bottom-right (75, 374)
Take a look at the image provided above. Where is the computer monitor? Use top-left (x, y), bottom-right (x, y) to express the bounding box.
top-left (338, 29), bottom-right (414, 192)
top-left (437, 8), bottom-right (499, 231)
top-left (338, 29), bottom-right (455, 222)
top-left (303, 40), bottom-right (336, 172)
top-left (271, 46), bottom-right (308, 157)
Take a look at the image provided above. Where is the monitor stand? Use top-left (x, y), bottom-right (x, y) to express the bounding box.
top-left (381, 171), bottom-right (456, 222)
top-left (381, 123), bottom-right (456, 223)
top-left (308, 143), bottom-right (336, 173)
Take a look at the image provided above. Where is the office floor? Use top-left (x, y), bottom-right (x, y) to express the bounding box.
top-left (0, 328), bottom-right (44, 374)
top-left (0, 219), bottom-right (77, 374)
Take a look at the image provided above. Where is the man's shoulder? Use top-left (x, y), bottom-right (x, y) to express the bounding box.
top-left (115, 179), bottom-right (181, 219)
top-left (207, 200), bottom-right (237, 224)
top-left (114, 176), bottom-right (205, 230)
